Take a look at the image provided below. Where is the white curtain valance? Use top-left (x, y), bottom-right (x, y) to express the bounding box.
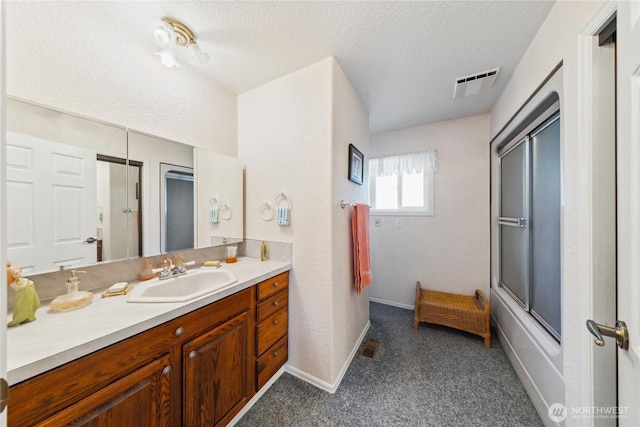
top-left (370, 150), bottom-right (438, 177)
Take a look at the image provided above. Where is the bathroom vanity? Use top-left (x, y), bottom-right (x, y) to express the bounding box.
top-left (7, 258), bottom-right (289, 426)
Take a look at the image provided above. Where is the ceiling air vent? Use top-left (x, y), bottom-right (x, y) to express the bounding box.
top-left (453, 67), bottom-right (500, 98)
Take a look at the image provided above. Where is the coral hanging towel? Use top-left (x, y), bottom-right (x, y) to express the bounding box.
top-left (352, 204), bottom-right (372, 294)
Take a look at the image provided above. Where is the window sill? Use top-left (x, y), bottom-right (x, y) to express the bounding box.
top-left (370, 210), bottom-right (433, 217)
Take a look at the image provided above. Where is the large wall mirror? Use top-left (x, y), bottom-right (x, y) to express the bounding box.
top-left (195, 148), bottom-right (244, 248)
top-left (6, 98), bottom-right (244, 275)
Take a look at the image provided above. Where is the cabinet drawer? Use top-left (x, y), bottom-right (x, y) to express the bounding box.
top-left (257, 272), bottom-right (288, 300)
top-left (257, 290), bottom-right (288, 323)
top-left (256, 308), bottom-right (288, 355)
top-left (256, 337), bottom-right (288, 390)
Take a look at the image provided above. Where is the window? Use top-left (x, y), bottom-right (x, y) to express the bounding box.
top-left (498, 108), bottom-right (561, 341)
top-left (369, 150), bottom-right (437, 215)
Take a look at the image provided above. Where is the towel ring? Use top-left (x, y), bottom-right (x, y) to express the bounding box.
top-left (276, 192), bottom-right (293, 210)
top-left (220, 204), bottom-right (232, 221)
top-left (261, 202), bottom-right (275, 221)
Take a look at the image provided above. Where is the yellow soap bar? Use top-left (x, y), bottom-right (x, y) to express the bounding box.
top-left (204, 260), bottom-right (221, 267)
top-left (108, 282), bottom-right (129, 293)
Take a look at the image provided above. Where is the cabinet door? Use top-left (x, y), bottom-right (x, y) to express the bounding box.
top-left (37, 354), bottom-right (173, 427)
top-left (183, 310), bottom-right (252, 427)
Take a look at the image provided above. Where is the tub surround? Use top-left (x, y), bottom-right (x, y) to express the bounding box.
top-left (491, 286), bottom-right (564, 415)
top-left (8, 255), bottom-right (291, 385)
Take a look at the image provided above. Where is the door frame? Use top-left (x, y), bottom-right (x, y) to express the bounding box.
top-left (0, 0), bottom-right (7, 425)
top-left (576, 1), bottom-right (618, 423)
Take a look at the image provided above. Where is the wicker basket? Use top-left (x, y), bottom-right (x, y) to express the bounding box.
top-left (413, 281), bottom-right (491, 347)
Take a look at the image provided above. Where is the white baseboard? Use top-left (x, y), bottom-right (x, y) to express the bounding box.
top-left (369, 297), bottom-right (414, 311)
top-left (229, 319), bottom-right (371, 424)
top-left (286, 320), bottom-right (371, 394)
top-left (227, 365), bottom-right (286, 426)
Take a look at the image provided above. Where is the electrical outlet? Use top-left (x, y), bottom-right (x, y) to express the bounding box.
top-left (395, 218), bottom-right (402, 228)
top-left (374, 218), bottom-right (381, 227)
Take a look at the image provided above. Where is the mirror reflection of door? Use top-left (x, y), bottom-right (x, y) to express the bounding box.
top-left (96, 155), bottom-right (143, 261)
top-left (160, 163), bottom-right (194, 253)
top-left (6, 132), bottom-right (97, 274)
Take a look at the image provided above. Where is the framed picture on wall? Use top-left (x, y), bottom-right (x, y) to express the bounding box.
top-left (348, 144), bottom-right (364, 185)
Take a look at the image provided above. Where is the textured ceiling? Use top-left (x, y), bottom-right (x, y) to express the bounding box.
top-left (7, 0), bottom-right (555, 135)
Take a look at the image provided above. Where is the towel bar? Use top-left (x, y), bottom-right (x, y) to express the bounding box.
top-left (340, 200), bottom-right (370, 209)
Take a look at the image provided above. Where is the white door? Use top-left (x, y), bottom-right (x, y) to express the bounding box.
top-left (616, 1), bottom-right (640, 424)
top-left (6, 132), bottom-right (97, 274)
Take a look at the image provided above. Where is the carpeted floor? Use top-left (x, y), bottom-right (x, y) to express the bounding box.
top-left (236, 302), bottom-right (543, 427)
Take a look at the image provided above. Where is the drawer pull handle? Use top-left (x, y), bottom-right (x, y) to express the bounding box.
top-left (273, 281), bottom-right (279, 287)
top-left (274, 320), bottom-right (279, 325)
top-left (274, 351), bottom-right (278, 357)
top-left (175, 327), bottom-right (184, 337)
top-left (189, 351), bottom-right (197, 359)
top-left (273, 301), bottom-right (279, 306)
top-left (162, 366), bottom-right (172, 376)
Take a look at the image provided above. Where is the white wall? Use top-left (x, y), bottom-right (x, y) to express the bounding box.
top-left (489, 1), bottom-right (605, 425)
top-left (238, 57), bottom-right (370, 390)
top-left (6, 1), bottom-right (238, 156)
top-left (330, 60), bottom-right (371, 382)
top-left (369, 114), bottom-right (490, 308)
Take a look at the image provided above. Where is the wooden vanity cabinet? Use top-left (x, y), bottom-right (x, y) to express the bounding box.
top-left (255, 271), bottom-right (289, 390)
top-left (8, 270), bottom-right (290, 427)
top-left (8, 287), bottom-right (254, 427)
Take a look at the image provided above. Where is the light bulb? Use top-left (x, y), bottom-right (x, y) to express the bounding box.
top-left (153, 28), bottom-right (170, 47)
top-left (156, 49), bottom-right (180, 68)
top-left (153, 22), bottom-right (177, 49)
top-left (187, 43), bottom-right (210, 66)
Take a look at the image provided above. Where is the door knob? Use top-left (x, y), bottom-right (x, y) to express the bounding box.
top-left (85, 237), bottom-right (98, 243)
top-left (586, 319), bottom-right (629, 350)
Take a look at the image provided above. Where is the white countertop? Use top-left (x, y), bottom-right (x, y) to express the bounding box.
top-left (7, 257), bottom-right (291, 385)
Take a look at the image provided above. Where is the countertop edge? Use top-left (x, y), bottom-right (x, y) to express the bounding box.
top-left (8, 259), bottom-right (291, 385)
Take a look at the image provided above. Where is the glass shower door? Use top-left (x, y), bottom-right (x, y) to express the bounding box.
top-left (499, 139), bottom-right (528, 306)
top-left (498, 112), bottom-right (561, 340)
top-left (529, 116), bottom-right (561, 338)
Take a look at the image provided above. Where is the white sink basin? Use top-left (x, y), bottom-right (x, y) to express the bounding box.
top-left (127, 268), bottom-right (237, 303)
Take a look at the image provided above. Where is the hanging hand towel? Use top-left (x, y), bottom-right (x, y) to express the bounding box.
top-left (352, 204), bottom-right (372, 294)
top-left (209, 208), bottom-right (219, 223)
top-left (277, 207), bottom-right (290, 225)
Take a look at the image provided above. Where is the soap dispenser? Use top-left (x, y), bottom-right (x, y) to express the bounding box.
top-left (50, 270), bottom-right (94, 312)
top-left (260, 241), bottom-right (268, 261)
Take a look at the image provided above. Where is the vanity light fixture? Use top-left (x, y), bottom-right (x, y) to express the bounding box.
top-left (153, 17), bottom-right (210, 68)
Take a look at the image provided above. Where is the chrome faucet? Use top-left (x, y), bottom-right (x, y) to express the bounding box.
top-left (177, 260), bottom-right (196, 274)
top-left (152, 258), bottom-right (195, 280)
top-left (151, 258), bottom-right (174, 280)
